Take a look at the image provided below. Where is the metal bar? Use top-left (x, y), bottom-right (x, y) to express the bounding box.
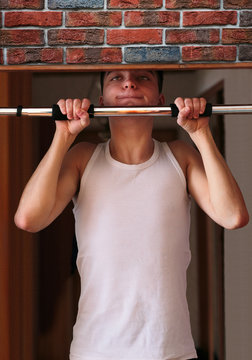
top-left (0, 105), bottom-right (252, 117)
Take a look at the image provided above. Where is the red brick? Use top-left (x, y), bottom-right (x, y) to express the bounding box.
top-left (5, 11), bottom-right (62, 27)
top-left (2, 0), bottom-right (44, 9)
top-left (0, 30), bottom-right (44, 45)
top-left (107, 29), bottom-right (162, 45)
top-left (66, 47), bottom-right (122, 64)
top-left (48, 29), bottom-right (104, 45)
top-left (166, 0), bottom-right (220, 9)
top-left (124, 11), bottom-right (180, 27)
top-left (108, 0), bottom-right (162, 9)
top-left (222, 29), bottom-right (252, 43)
top-left (183, 11), bottom-right (237, 26)
top-left (182, 46), bottom-right (237, 61)
top-left (66, 11), bottom-right (122, 27)
top-left (0, 48), bottom-right (3, 64)
top-left (41, 48), bottom-right (63, 63)
top-left (224, 0), bottom-right (252, 9)
top-left (166, 29), bottom-right (219, 43)
top-left (7, 48), bottom-right (63, 64)
top-left (7, 48), bottom-right (26, 63)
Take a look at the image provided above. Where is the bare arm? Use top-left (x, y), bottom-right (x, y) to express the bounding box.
top-left (174, 97), bottom-right (249, 229)
top-left (14, 98), bottom-right (93, 232)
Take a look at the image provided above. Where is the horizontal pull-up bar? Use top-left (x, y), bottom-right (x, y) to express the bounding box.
top-left (0, 104), bottom-right (252, 120)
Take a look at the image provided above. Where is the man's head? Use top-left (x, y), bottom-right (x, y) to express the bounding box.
top-left (99, 70), bottom-right (165, 108)
top-left (100, 70), bottom-right (163, 95)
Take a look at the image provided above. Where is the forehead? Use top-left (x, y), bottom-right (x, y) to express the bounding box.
top-left (104, 70), bottom-right (158, 80)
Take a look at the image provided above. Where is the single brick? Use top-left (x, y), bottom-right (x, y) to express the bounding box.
top-left (107, 29), bottom-right (162, 45)
top-left (48, 29), bottom-right (104, 45)
top-left (166, 29), bottom-right (219, 44)
top-left (224, 0), bottom-right (252, 9)
top-left (222, 29), bottom-right (252, 43)
top-left (240, 11), bottom-right (252, 26)
top-left (0, 29), bottom-right (44, 46)
top-left (108, 0), bottom-right (162, 9)
top-left (66, 47), bottom-right (122, 63)
top-left (0, 0), bottom-right (44, 9)
top-left (7, 48), bottom-right (26, 63)
top-left (124, 11), bottom-right (180, 27)
top-left (7, 48), bottom-right (63, 64)
top-left (41, 48), bottom-right (63, 63)
top-left (0, 48), bottom-right (3, 64)
top-left (48, 0), bottom-right (104, 9)
top-left (182, 46), bottom-right (236, 61)
top-left (183, 11), bottom-right (237, 26)
top-left (239, 45), bottom-right (252, 60)
top-left (124, 46), bottom-right (180, 63)
top-left (66, 11), bottom-right (122, 27)
top-left (166, 0), bottom-right (220, 9)
top-left (5, 11), bottom-right (62, 27)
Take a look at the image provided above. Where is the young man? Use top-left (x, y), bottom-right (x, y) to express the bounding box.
top-left (15, 70), bottom-right (249, 360)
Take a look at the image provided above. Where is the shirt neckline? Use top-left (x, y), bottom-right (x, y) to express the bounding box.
top-left (105, 139), bottom-right (160, 170)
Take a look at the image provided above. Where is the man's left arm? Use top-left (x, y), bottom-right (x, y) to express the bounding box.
top-left (175, 97), bottom-right (249, 229)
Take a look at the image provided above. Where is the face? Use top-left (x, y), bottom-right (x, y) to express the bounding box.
top-left (100, 70), bottom-right (165, 107)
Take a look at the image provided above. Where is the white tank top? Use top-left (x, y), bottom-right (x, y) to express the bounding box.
top-left (70, 139), bottom-right (197, 360)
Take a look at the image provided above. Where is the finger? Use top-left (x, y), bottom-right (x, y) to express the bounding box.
top-left (192, 97), bottom-right (200, 119)
top-left (66, 99), bottom-right (73, 120)
top-left (184, 98), bottom-right (193, 119)
top-left (81, 98), bottom-right (91, 111)
top-left (75, 99), bottom-right (91, 126)
top-left (177, 106), bottom-right (191, 123)
top-left (57, 99), bottom-right (67, 115)
top-left (75, 99), bottom-right (91, 127)
top-left (73, 99), bottom-right (81, 119)
top-left (174, 97), bottom-right (185, 111)
top-left (199, 97), bottom-right (207, 114)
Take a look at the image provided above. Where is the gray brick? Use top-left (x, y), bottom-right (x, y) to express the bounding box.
top-left (124, 46), bottom-right (180, 63)
top-left (240, 11), bottom-right (252, 26)
top-left (48, 0), bottom-right (104, 9)
top-left (239, 45), bottom-right (252, 60)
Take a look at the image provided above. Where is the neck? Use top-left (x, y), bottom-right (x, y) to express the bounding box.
top-left (109, 116), bottom-right (154, 164)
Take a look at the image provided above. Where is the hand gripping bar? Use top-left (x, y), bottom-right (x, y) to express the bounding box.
top-left (52, 103), bottom-right (212, 120)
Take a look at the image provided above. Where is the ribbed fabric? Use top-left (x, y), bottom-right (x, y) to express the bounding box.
top-left (70, 139), bottom-right (197, 360)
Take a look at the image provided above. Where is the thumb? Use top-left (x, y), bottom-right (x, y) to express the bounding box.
top-left (177, 106), bottom-right (191, 125)
top-left (77, 109), bottom-right (90, 127)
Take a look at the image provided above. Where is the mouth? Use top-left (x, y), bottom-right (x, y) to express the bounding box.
top-left (116, 96), bottom-right (144, 100)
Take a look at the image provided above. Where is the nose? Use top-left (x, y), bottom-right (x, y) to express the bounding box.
top-left (123, 79), bottom-right (136, 89)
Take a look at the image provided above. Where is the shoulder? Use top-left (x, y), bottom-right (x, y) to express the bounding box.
top-left (65, 141), bottom-right (98, 178)
top-left (167, 140), bottom-right (201, 178)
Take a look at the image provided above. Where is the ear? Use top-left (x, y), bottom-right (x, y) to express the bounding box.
top-left (158, 93), bottom-right (165, 106)
top-left (99, 96), bottom-right (104, 106)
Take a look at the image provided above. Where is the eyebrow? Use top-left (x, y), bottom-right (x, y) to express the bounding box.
top-left (105, 70), bottom-right (155, 78)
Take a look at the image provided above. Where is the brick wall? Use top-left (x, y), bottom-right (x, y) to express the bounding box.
top-left (0, 0), bottom-right (252, 65)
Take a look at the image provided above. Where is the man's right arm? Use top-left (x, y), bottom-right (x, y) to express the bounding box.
top-left (14, 98), bottom-right (93, 233)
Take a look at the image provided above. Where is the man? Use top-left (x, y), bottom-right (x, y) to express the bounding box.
top-left (15, 70), bottom-right (249, 360)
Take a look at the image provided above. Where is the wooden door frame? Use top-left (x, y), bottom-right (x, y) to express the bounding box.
top-left (0, 64), bottom-right (251, 360)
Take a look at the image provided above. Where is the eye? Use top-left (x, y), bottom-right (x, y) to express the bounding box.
top-left (138, 75), bottom-right (150, 81)
top-left (111, 75), bottom-right (122, 81)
